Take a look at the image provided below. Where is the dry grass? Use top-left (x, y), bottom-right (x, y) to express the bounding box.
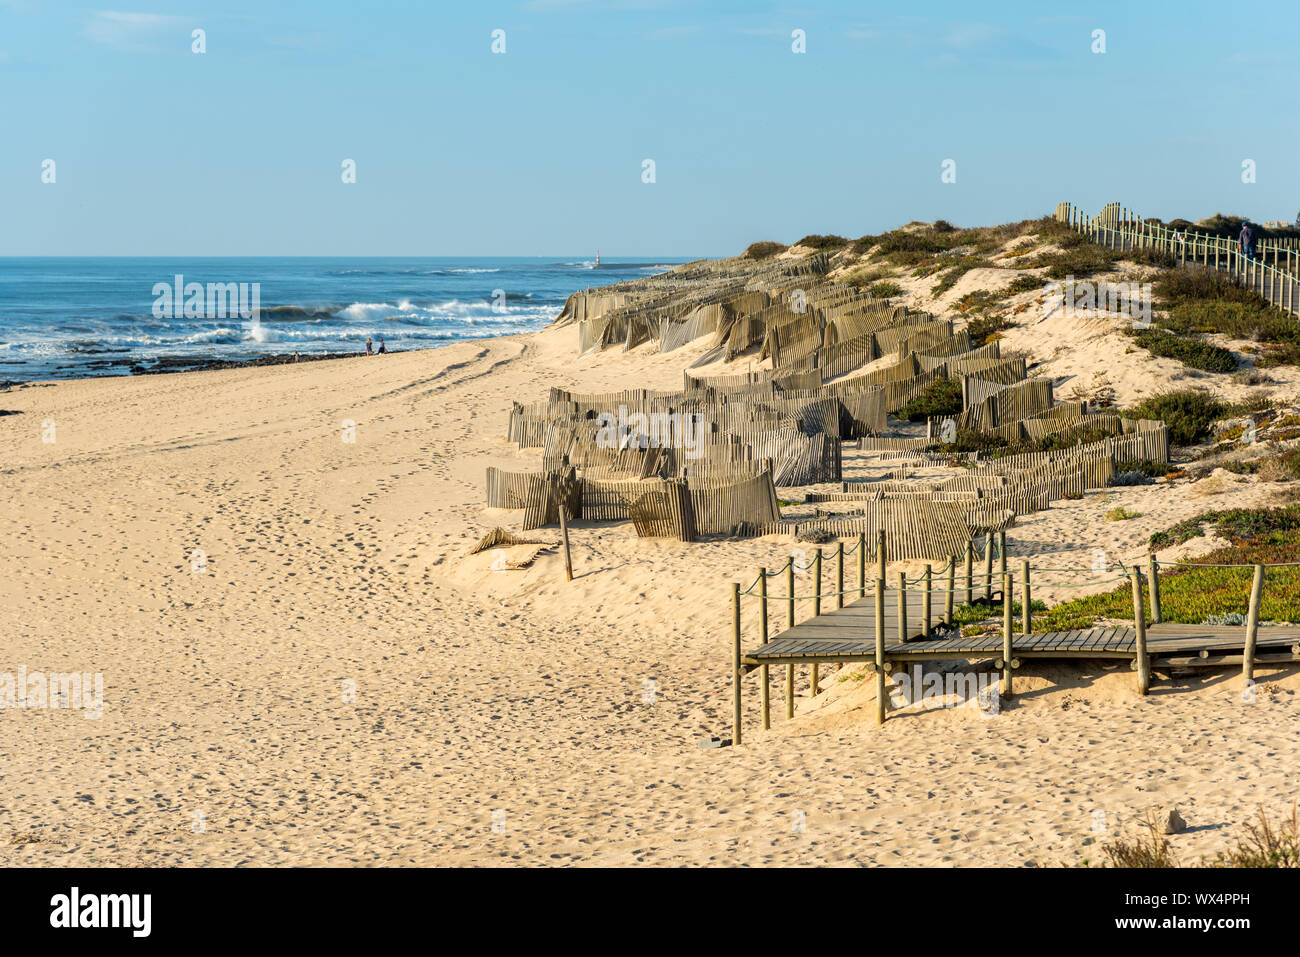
top-left (1096, 806), bottom-right (1300, 867)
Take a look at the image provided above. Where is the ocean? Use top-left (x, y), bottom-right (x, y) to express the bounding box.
top-left (0, 257), bottom-right (689, 381)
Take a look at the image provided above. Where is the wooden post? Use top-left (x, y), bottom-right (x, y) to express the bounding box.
top-left (877, 529), bottom-right (886, 581)
top-left (1146, 553), bottom-right (1161, 624)
top-left (857, 533), bottom-right (866, 598)
top-left (1131, 570), bottom-right (1149, 695)
top-left (897, 570), bottom-right (908, 641)
top-left (998, 531), bottom-right (1007, 586)
top-left (964, 541), bottom-right (974, 605)
top-left (759, 569), bottom-right (770, 730)
top-left (874, 577), bottom-right (886, 725)
top-left (983, 535), bottom-right (994, 602)
top-left (811, 548), bottom-right (823, 697)
top-left (1002, 572), bottom-right (1013, 696)
top-left (922, 564), bottom-right (932, 637)
top-left (786, 561), bottom-right (795, 719)
top-left (554, 489), bottom-right (574, 582)
top-left (732, 582), bottom-right (742, 745)
top-left (813, 549), bottom-right (823, 617)
top-left (1243, 564), bottom-right (1265, 683)
top-left (1021, 559), bottom-right (1032, 635)
top-left (945, 558), bottom-right (956, 624)
top-left (786, 562), bottom-right (795, 628)
top-left (836, 542), bottom-right (845, 610)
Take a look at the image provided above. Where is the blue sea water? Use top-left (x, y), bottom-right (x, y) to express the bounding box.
top-left (0, 257), bottom-right (688, 380)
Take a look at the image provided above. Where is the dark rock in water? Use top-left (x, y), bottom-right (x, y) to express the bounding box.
top-left (130, 351), bottom-right (366, 377)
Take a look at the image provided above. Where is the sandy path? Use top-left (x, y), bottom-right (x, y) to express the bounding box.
top-left (1, 327), bottom-right (1297, 866)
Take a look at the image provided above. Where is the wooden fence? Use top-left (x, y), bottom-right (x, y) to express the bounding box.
top-left (1054, 200), bottom-right (1300, 316)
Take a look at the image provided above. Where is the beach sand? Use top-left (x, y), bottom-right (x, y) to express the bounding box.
top-left (3, 324), bottom-right (1298, 867)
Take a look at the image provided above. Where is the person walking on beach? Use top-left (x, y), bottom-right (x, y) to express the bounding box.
top-left (1240, 222), bottom-right (1256, 263)
top-left (365, 337), bottom-right (373, 355)
top-left (377, 337), bottom-right (387, 354)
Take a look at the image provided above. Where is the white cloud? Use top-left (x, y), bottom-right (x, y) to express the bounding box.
top-left (84, 10), bottom-right (185, 49)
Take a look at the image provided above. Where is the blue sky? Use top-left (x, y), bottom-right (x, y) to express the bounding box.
top-left (1, 0), bottom-right (1297, 256)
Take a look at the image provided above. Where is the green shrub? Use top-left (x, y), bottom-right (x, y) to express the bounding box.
top-left (1037, 423), bottom-right (1121, 450)
top-left (1148, 505), bottom-right (1300, 549)
top-left (967, 315), bottom-right (1014, 346)
top-left (743, 240), bottom-right (787, 260)
top-left (1131, 328), bottom-right (1238, 373)
top-left (794, 234), bottom-right (850, 250)
top-left (1155, 266), bottom-right (1273, 306)
top-left (869, 280), bottom-right (904, 299)
top-left (842, 263), bottom-right (893, 288)
top-left (892, 377), bottom-right (962, 421)
top-left (1116, 459), bottom-right (1178, 477)
top-left (1124, 389), bottom-right (1228, 445)
top-left (956, 289), bottom-right (1000, 313)
top-left (872, 230), bottom-right (960, 265)
top-left (1030, 245), bottom-right (1118, 279)
top-left (931, 257), bottom-right (994, 297)
top-left (1007, 274), bottom-right (1045, 294)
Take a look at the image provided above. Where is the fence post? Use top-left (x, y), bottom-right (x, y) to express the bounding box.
top-left (1146, 553), bottom-right (1161, 624)
top-left (786, 561), bottom-right (795, 628)
top-left (810, 548), bottom-right (823, 696)
top-left (732, 582), bottom-right (742, 745)
top-left (998, 530), bottom-right (1007, 587)
top-left (877, 529), bottom-right (886, 581)
top-left (983, 534), bottom-right (994, 602)
top-left (813, 548), bottom-right (823, 617)
top-left (945, 557), bottom-right (956, 624)
top-left (964, 541), bottom-right (974, 605)
top-left (1243, 564), bottom-right (1264, 684)
top-left (836, 541), bottom-right (845, 610)
top-left (759, 569), bottom-right (770, 730)
top-left (857, 533), bottom-right (866, 598)
top-left (875, 576), bottom-right (887, 724)
top-left (923, 564), bottom-right (932, 637)
top-left (897, 570), bottom-right (908, 641)
top-left (1021, 559), bottom-right (1032, 635)
top-left (1002, 572), bottom-right (1013, 696)
top-left (1131, 570), bottom-right (1149, 695)
top-left (786, 561), bottom-right (795, 719)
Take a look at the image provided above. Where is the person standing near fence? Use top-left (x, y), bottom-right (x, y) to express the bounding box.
top-left (1240, 222), bottom-right (1256, 262)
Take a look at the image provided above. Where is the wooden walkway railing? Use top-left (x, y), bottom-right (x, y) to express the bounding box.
top-left (1054, 201), bottom-right (1300, 316)
top-left (726, 531), bottom-right (1300, 744)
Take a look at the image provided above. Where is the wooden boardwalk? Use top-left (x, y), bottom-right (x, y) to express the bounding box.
top-left (743, 592), bottom-right (1300, 669)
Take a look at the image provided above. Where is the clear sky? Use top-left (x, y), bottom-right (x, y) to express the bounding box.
top-left (2, 0), bottom-right (1297, 256)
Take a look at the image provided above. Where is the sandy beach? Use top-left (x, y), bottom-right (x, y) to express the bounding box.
top-left (3, 316), bottom-right (1298, 867)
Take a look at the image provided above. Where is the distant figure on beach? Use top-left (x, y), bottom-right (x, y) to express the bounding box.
top-left (1240, 222), bottom-right (1255, 262)
top-left (365, 337), bottom-right (373, 355)
top-left (377, 337), bottom-right (387, 354)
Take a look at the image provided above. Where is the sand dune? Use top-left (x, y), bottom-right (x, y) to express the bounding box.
top-left (2, 324), bottom-right (1297, 867)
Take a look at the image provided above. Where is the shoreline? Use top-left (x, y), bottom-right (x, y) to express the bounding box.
top-left (0, 339), bottom-right (510, 387)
